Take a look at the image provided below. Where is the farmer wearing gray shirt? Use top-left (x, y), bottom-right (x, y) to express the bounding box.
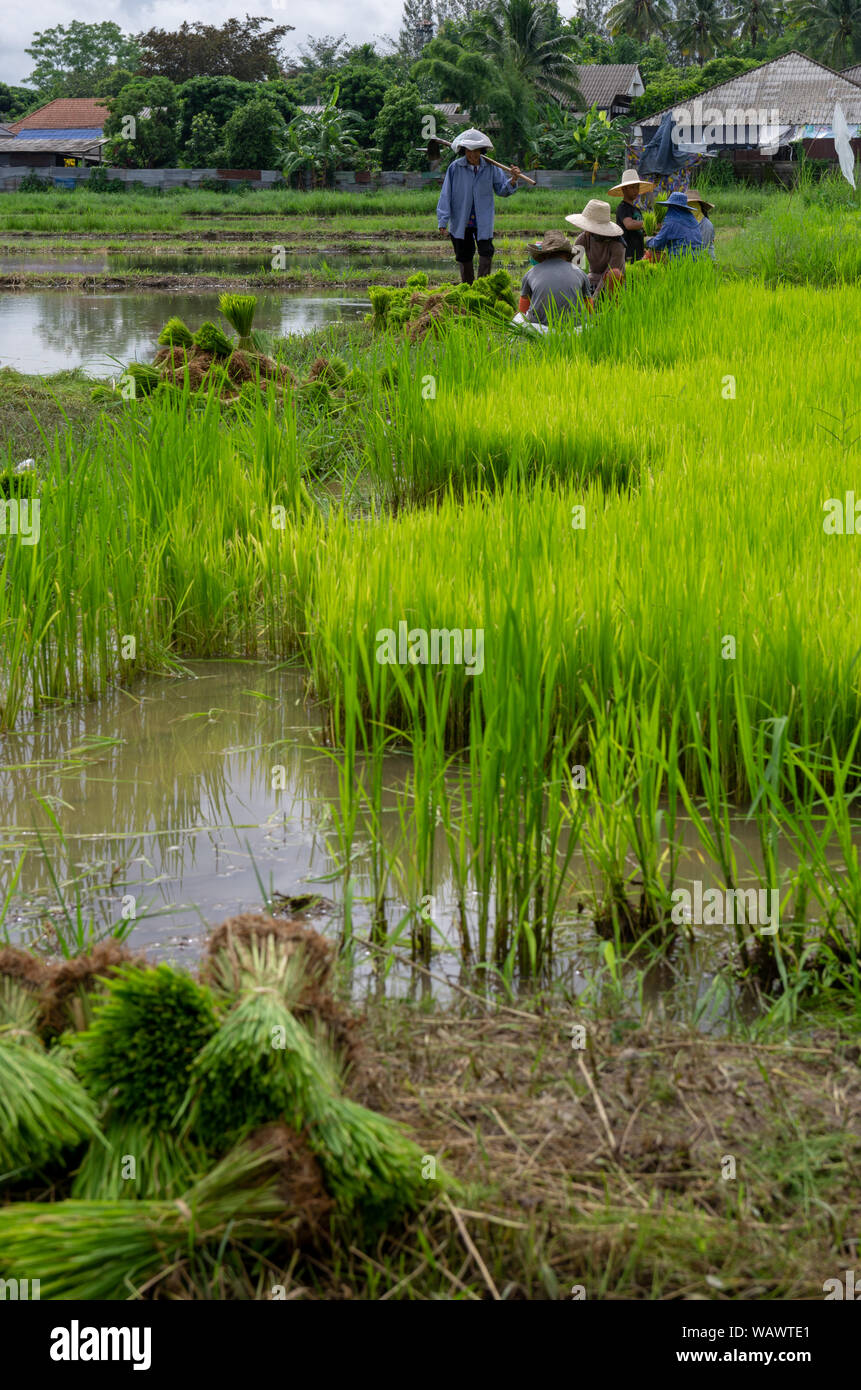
top-left (686, 190), bottom-right (716, 261)
top-left (518, 231), bottom-right (591, 326)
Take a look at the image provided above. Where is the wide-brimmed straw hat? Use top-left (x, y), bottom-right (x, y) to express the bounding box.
top-left (564, 199), bottom-right (624, 238)
top-left (608, 168), bottom-right (655, 198)
top-left (526, 229), bottom-right (574, 261)
top-left (654, 191), bottom-right (696, 215)
top-left (453, 128), bottom-right (493, 151)
top-left (685, 188), bottom-right (715, 213)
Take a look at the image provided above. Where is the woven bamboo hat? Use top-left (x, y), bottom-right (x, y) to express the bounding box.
top-left (526, 229), bottom-right (574, 261)
top-left (565, 199), bottom-right (624, 237)
top-left (608, 168), bottom-right (655, 198)
top-left (685, 188), bottom-right (715, 214)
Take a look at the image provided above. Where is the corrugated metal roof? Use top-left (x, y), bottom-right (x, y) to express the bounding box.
top-left (575, 64), bottom-right (642, 111)
top-left (10, 98), bottom-right (108, 133)
top-left (641, 52), bottom-right (861, 127)
top-left (843, 64), bottom-right (861, 86)
top-left (0, 137), bottom-right (104, 153)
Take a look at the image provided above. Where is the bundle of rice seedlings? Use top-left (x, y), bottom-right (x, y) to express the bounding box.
top-left (218, 293), bottom-right (257, 350)
top-left (157, 315), bottom-right (193, 348)
top-left (307, 355), bottom-right (349, 388)
top-left (186, 937), bottom-right (432, 1231)
top-left (74, 964), bottom-right (218, 1128)
top-left (0, 979), bottom-right (102, 1180)
top-left (192, 320), bottom-right (234, 357)
top-left (298, 379), bottom-right (333, 409)
top-left (0, 945), bottom-right (48, 999)
top-left (72, 1115), bottom-right (205, 1200)
top-left (0, 1136), bottom-right (305, 1300)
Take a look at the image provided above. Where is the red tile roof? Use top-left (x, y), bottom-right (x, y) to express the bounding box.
top-left (10, 98), bottom-right (109, 133)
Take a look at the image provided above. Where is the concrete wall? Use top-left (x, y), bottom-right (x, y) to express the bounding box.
top-left (0, 165), bottom-right (617, 193)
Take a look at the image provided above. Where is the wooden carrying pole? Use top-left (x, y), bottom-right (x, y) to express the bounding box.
top-left (431, 137), bottom-right (537, 185)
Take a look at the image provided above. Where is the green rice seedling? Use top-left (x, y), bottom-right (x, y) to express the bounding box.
top-left (74, 964), bottom-right (218, 1127)
top-left (0, 979), bottom-right (102, 1180)
top-left (192, 320), bottom-right (235, 356)
top-left (185, 938), bottom-right (434, 1230)
top-left (120, 362), bottom-right (159, 396)
top-left (157, 315), bottom-right (194, 348)
top-left (0, 1137), bottom-right (301, 1300)
top-left (218, 293), bottom-right (257, 349)
top-left (72, 1115), bottom-right (205, 1200)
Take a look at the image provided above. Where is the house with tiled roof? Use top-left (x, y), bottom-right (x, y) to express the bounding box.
top-left (0, 98), bottom-right (109, 167)
top-left (635, 52), bottom-right (861, 173)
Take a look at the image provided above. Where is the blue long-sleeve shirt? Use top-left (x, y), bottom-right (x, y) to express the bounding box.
top-left (647, 208), bottom-right (703, 259)
top-left (436, 156), bottom-right (518, 239)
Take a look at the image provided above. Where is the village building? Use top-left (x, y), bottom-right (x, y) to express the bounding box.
top-left (635, 51), bottom-right (861, 180)
top-left (0, 98), bottom-right (109, 169)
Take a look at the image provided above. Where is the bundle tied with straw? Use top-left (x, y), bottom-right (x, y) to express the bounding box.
top-left (219, 293), bottom-right (258, 351)
top-left (186, 929), bottom-right (437, 1232)
top-left (71, 964), bottom-right (217, 1199)
top-left (0, 977), bottom-right (102, 1181)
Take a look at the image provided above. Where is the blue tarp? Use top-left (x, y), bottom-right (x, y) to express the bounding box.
top-left (638, 112), bottom-right (693, 177)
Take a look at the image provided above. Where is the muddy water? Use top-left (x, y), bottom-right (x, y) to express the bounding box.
top-left (0, 251), bottom-right (447, 275)
top-left (0, 661), bottom-right (772, 1016)
top-left (0, 290), bottom-right (370, 375)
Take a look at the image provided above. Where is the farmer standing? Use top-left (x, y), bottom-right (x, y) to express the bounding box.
top-left (436, 128), bottom-right (522, 283)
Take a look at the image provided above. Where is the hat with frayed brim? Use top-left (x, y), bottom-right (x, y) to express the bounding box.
top-left (526, 229), bottom-right (574, 261)
top-left (453, 128), bottom-right (493, 151)
top-left (608, 168), bottom-right (655, 198)
top-left (685, 188), bottom-right (715, 213)
top-left (654, 191), bottom-right (696, 214)
top-left (564, 199), bottom-right (624, 238)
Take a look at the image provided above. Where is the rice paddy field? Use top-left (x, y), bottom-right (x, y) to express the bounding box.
top-left (1, 179), bottom-right (860, 1314)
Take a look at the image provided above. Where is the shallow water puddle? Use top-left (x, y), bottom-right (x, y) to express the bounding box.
top-left (0, 661), bottom-right (782, 1016)
top-left (0, 290), bottom-right (369, 374)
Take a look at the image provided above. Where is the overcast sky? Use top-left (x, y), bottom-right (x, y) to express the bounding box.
top-left (1, 2), bottom-right (405, 87)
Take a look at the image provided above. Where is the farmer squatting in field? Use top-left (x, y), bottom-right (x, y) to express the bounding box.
top-left (436, 128), bottom-right (523, 283)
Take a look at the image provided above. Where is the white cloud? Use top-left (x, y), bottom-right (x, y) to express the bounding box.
top-left (1, 2), bottom-right (399, 87)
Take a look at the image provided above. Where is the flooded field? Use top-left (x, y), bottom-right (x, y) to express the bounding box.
top-left (0, 250), bottom-right (447, 275)
top-left (0, 660), bottom-right (776, 1023)
top-left (0, 290), bottom-right (370, 374)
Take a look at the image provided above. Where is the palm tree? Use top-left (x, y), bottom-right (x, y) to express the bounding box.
top-left (789, 0), bottom-right (861, 68)
top-left (732, 0), bottom-right (779, 49)
top-left (467, 0), bottom-right (583, 105)
top-left (674, 0), bottom-right (734, 64)
top-left (605, 0), bottom-right (673, 42)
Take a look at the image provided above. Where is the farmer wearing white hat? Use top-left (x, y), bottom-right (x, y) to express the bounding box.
top-left (436, 128), bottom-right (523, 283)
top-left (564, 199), bottom-right (626, 296)
top-left (608, 168), bottom-right (655, 263)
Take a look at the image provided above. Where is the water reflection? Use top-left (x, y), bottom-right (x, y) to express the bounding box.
top-left (0, 291), bottom-right (370, 375)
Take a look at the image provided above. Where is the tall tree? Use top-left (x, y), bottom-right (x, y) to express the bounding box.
top-left (102, 76), bottom-right (179, 168)
top-left (789, 0), bottom-right (861, 67)
top-left (25, 22), bottom-right (140, 100)
top-left (674, 0), bottom-right (734, 63)
top-left (605, 0), bottom-right (673, 41)
top-left (137, 17), bottom-right (293, 83)
top-left (466, 0), bottom-right (583, 104)
top-left (732, 0), bottom-right (779, 48)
